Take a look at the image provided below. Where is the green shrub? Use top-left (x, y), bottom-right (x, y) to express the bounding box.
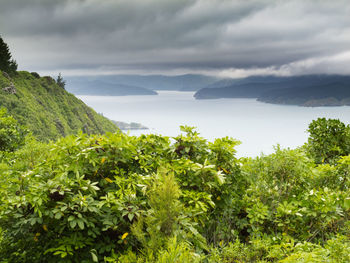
top-left (1, 119), bottom-right (350, 262)
top-left (0, 128), bottom-right (240, 262)
top-left (307, 118), bottom-right (350, 164)
top-left (0, 108), bottom-right (27, 152)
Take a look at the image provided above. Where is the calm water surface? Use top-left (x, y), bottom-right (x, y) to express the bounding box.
top-left (78, 91), bottom-right (350, 157)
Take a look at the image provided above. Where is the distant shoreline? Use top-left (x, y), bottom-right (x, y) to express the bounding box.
top-left (112, 120), bottom-right (149, 130)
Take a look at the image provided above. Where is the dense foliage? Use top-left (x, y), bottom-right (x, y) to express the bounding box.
top-left (0, 108), bottom-right (27, 152)
top-left (0, 70), bottom-right (117, 141)
top-left (1, 114), bottom-right (350, 262)
top-left (307, 118), bottom-right (350, 164)
top-left (0, 36), bottom-right (17, 75)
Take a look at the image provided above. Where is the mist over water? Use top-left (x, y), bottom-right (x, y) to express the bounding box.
top-left (78, 91), bottom-right (350, 157)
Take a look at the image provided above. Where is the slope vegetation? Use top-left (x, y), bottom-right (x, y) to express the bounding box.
top-left (0, 71), bottom-right (117, 141)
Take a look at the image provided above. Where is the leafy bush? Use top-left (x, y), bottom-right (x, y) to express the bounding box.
top-left (0, 127), bottom-right (240, 262)
top-left (1, 120), bottom-right (350, 262)
top-left (0, 108), bottom-right (27, 152)
top-left (307, 118), bottom-right (350, 164)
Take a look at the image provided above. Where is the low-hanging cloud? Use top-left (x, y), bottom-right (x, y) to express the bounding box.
top-left (0, 0), bottom-right (349, 77)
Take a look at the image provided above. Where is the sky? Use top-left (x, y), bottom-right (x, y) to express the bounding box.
top-left (1, 0), bottom-right (350, 78)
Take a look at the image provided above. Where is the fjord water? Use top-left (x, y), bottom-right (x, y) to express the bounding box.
top-left (78, 91), bottom-right (350, 157)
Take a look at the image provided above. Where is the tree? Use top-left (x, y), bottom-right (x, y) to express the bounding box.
top-left (0, 35), bottom-right (17, 74)
top-left (56, 73), bottom-right (66, 89)
top-left (307, 118), bottom-right (350, 164)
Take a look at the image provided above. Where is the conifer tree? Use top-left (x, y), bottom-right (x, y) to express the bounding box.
top-left (0, 35), bottom-right (18, 74)
top-left (56, 73), bottom-right (66, 89)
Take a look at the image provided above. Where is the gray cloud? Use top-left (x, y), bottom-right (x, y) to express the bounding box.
top-left (1, 0), bottom-right (349, 77)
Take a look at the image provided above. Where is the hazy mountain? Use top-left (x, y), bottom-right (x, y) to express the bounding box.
top-left (66, 78), bottom-right (157, 96)
top-left (194, 75), bottom-right (350, 106)
top-left (66, 74), bottom-right (219, 93)
top-left (258, 81), bottom-right (350, 106)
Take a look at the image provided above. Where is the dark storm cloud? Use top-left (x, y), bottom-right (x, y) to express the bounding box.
top-left (0, 0), bottom-right (349, 76)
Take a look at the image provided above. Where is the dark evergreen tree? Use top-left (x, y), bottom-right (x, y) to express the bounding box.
top-left (0, 35), bottom-right (17, 74)
top-left (56, 73), bottom-right (66, 89)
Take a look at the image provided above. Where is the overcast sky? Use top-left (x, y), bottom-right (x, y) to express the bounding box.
top-left (1, 0), bottom-right (350, 77)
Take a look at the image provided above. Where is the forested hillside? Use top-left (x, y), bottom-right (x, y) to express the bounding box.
top-left (0, 70), bottom-right (117, 141)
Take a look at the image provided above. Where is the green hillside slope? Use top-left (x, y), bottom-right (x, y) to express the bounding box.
top-left (0, 70), bottom-right (117, 141)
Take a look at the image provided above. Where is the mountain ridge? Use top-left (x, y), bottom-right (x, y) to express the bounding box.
top-left (194, 74), bottom-right (350, 106)
top-left (66, 74), bottom-right (218, 94)
top-left (66, 77), bottom-right (157, 96)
